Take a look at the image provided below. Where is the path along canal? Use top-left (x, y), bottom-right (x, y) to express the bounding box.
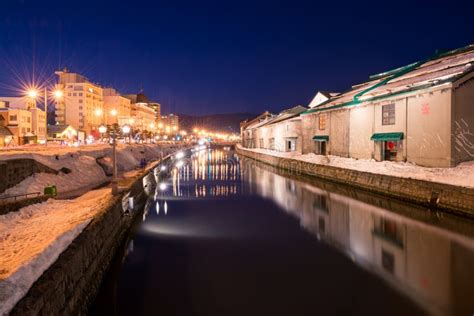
top-left (90, 147), bottom-right (474, 316)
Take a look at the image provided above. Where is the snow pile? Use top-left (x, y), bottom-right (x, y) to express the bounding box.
top-left (0, 144), bottom-right (178, 197)
top-left (0, 188), bottom-right (111, 315)
top-left (240, 146), bottom-right (474, 188)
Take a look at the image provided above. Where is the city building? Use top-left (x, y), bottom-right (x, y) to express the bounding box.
top-left (0, 116), bottom-right (14, 147)
top-left (253, 106), bottom-right (306, 152)
top-left (123, 93), bottom-right (160, 132)
top-left (0, 97), bottom-right (46, 143)
top-left (160, 113), bottom-right (179, 131)
top-left (47, 124), bottom-right (78, 142)
top-left (301, 44), bottom-right (474, 167)
top-left (54, 69), bottom-right (104, 136)
top-left (240, 111), bottom-right (273, 148)
top-left (103, 88), bottom-right (132, 125)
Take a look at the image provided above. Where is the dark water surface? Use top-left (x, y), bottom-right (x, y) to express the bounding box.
top-left (90, 148), bottom-right (474, 316)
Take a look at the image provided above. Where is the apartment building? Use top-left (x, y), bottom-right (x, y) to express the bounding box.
top-left (103, 88), bottom-right (132, 125)
top-left (54, 69), bottom-right (104, 135)
top-left (0, 97), bottom-right (45, 144)
top-left (123, 93), bottom-right (159, 131)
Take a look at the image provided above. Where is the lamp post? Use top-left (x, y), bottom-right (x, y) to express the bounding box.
top-left (27, 87), bottom-right (63, 146)
top-left (100, 124), bottom-right (131, 195)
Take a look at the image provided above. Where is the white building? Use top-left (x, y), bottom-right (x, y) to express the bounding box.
top-left (0, 96), bottom-right (46, 143)
top-left (103, 88), bottom-right (132, 125)
top-left (54, 69), bottom-right (104, 136)
top-left (254, 106), bottom-right (307, 152)
top-left (302, 44), bottom-right (474, 167)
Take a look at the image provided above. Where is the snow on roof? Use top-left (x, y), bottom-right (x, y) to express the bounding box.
top-left (310, 44), bottom-right (474, 112)
top-left (265, 105), bottom-right (307, 125)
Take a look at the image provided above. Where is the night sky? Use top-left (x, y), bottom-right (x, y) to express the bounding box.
top-left (0, 0), bottom-right (473, 115)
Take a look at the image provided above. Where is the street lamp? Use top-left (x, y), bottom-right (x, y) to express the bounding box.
top-left (26, 87), bottom-right (64, 146)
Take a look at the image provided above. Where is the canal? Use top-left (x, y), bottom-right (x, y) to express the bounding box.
top-left (90, 147), bottom-right (474, 316)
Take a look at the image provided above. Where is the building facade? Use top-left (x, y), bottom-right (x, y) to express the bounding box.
top-left (123, 93), bottom-right (160, 132)
top-left (301, 45), bottom-right (474, 167)
top-left (54, 69), bottom-right (104, 136)
top-left (0, 97), bottom-right (45, 145)
top-left (103, 88), bottom-right (132, 125)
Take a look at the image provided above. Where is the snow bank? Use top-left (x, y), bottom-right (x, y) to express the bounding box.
top-left (0, 144), bottom-right (179, 197)
top-left (240, 146), bottom-right (474, 188)
top-left (0, 188), bottom-right (111, 315)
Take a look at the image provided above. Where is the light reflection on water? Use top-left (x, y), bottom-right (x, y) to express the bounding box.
top-left (92, 148), bottom-right (474, 316)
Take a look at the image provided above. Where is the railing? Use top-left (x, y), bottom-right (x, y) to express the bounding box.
top-left (0, 192), bottom-right (42, 204)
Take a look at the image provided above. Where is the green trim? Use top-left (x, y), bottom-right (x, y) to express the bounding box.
top-left (353, 61), bottom-right (424, 103)
top-left (370, 132), bottom-right (404, 141)
top-left (313, 135), bottom-right (329, 141)
top-left (302, 44), bottom-right (474, 116)
top-left (301, 71), bottom-right (467, 115)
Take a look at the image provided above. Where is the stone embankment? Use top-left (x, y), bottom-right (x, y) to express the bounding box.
top-left (236, 146), bottom-right (474, 217)
top-left (8, 153), bottom-right (173, 315)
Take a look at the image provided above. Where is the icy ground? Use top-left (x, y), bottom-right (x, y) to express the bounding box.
top-left (0, 189), bottom-right (111, 315)
top-left (0, 143), bottom-right (178, 197)
top-left (240, 145), bottom-right (474, 188)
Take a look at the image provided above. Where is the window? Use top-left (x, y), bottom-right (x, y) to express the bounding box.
top-left (78, 92), bottom-right (83, 96)
top-left (9, 115), bottom-right (17, 121)
top-left (78, 99), bottom-right (83, 103)
top-left (73, 93), bottom-right (77, 97)
top-left (79, 106), bottom-right (83, 110)
top-left (318, 114), bottom-right (326, 130)
top-left (68, 93), bottom-right (72, 96)
top-left (382, 104), bottom-right (395, 125)
top-left (27, 117), bottom-right (31, 123)
top-left (268, 138), bottom-right (275, 150)
top-left (259, 138), bottom-right (264, 148)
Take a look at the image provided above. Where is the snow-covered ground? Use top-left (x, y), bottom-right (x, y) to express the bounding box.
top-left (239, 145), bottom-right (474, 188)
top-left (0, 188), bottom-right (112, 315)
top-left (0, 143), bottom-right (179, 197)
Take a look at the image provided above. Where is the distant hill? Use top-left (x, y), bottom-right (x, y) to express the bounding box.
top-left (177, 113), bottom-right (258, 133)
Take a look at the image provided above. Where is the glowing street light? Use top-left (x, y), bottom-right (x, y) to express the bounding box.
top-left (122, 124), bottom-right (131, 134)
top-left (53, 89), bottom-right (63, 99)
top-left (27, 89), bottom-right (38, 98)
top-left (98, 125), bottom-right (107, 134)
top-left (110, 109), bottom-right (118, 116)
top-left (95, 108), bottom-right (103, 117)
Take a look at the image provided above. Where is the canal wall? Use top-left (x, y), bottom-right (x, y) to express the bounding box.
top-left (8, 158), bottom-right (165, 315)
top-left (236, 146), bottom-right (474, 217)
top-left (0, 159), bottom-right (58, 194)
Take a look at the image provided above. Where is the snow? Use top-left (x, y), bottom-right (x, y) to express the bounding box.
top-left (0, 188), bottom-right (112, 315)
top-left (240, 145), bottom-right (474, 188)
top-left (0, 143), bottom-right (179, 198)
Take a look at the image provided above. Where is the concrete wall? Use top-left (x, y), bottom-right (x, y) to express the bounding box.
top-left (236, 145), bottom-right (474, 217)
top-left (9, 160), bottom-right (155, 315)
top-left (0, 159), bottom-right (58, 194)
top-left (406, 88), bottom-right (453, 167)
top-left (329, 110), bottom-right (350, 157)
top-left (453, 75), bottom-right (474, 165)
top-left (301, 114), bottom-right (318, 154)
top-left (349, 105), bottom-right (375, 159)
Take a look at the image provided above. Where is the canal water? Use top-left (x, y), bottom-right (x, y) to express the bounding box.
top-left (90, 148), bottom-right (474, 316)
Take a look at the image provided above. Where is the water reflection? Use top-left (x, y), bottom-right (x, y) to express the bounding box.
top-left (92, 149), bottom-right (474, 316)
top-left (243, 158), bottom-right (474, 316)
top-left (156, 149), bottom-right (242, 200)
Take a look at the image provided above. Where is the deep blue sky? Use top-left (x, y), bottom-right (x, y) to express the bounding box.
top-left (0, 0), bottom-right (473, 115)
